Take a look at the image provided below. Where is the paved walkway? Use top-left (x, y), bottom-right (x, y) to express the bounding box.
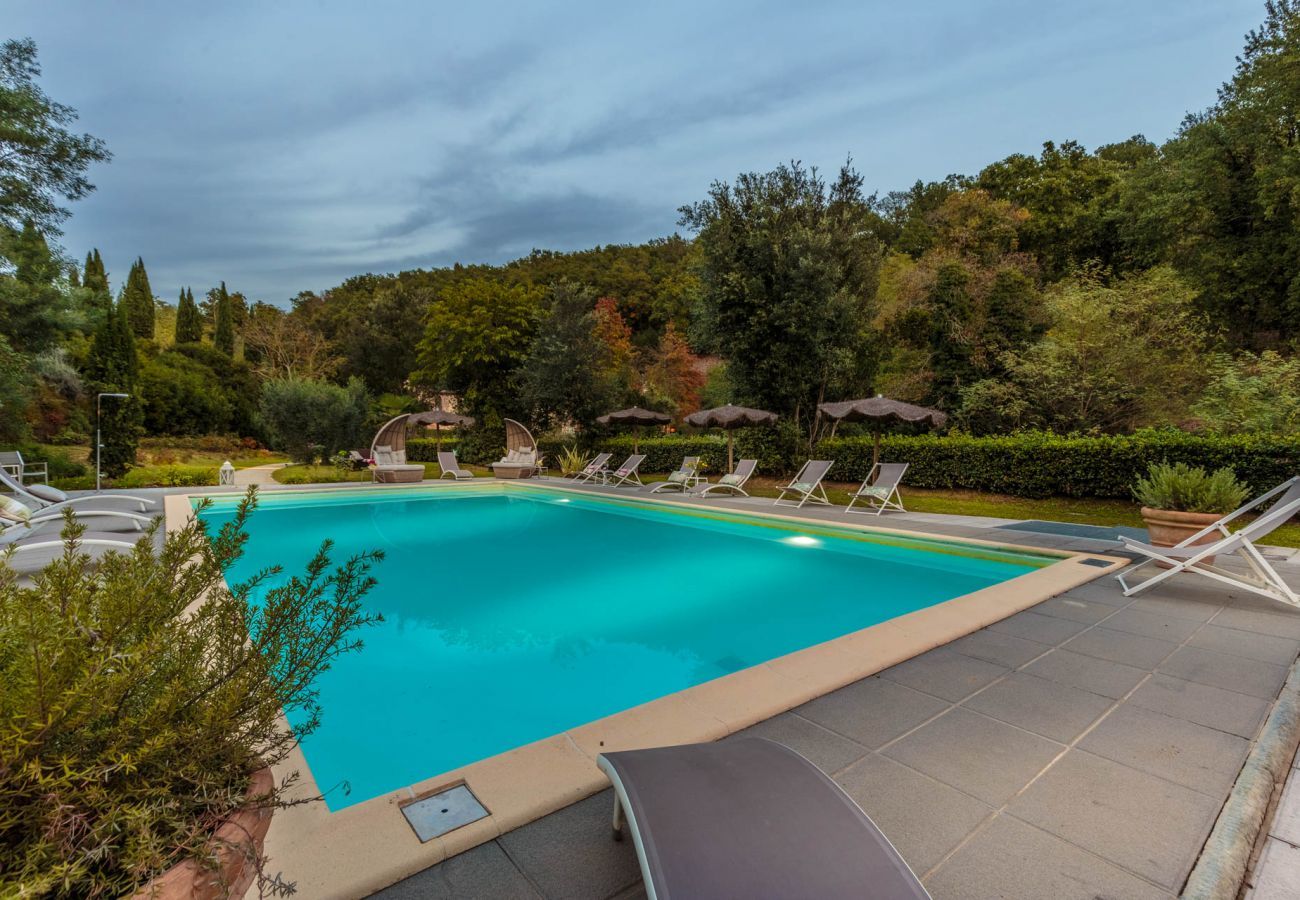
top-left (1246, 745), bottom-right (1300, 898)
top-left (370, 481), bottom-right (1300, 900)
top-left (232, 463), bottom-right (286, 485)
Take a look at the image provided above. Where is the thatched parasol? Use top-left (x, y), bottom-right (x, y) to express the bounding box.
top-left (596, 406), bottom-right (671, 453)
top-left (817, 395), bottom-right (948, 467)
top-left (411, 409), bottom-right (475, 451)
top-left (684, 404), bottom-right (778, 471)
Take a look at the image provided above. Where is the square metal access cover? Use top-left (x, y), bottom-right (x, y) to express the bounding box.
top-left (1079, 557), bottom-right (1113, 568)
top-left (401, 784), bottom-right (489, 842)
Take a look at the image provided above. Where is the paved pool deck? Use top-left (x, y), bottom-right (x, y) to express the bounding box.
top-left (368, 479), bottom-right (1300, 900)
top-left (15, 479), bottom-right (1300, 898)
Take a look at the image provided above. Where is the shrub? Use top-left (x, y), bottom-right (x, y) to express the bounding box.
top-left (1132, 461), bottom-right (1250, 513)
top-left (258, 377), bottom-right (370, 463)
top-left (404, 437), bottom-right (461, 462)
top-left (0, 443), bottom-right (87, 480)
top-left (116, 464), bottom-right (218, 488)
top-left (0, 490), bottom-right (381, 896)
top-left (138, 352), bottom-right (234, 435)
top-left (818, 429), bottom-right (1300, 498)
top-left (556, 445), bottom-right (591, 476)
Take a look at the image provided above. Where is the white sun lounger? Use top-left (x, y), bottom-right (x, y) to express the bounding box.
top-left (437, 451), bottom-right (474, 480)
top-left (647, 456), bottom-right (701, 493)
top-left (846, 462), bottom-right (909, 515)
top-left (774, 460), bottom-right (834, 508)
top-left (0, 467), bottom-right (151, 513)
top-left (1115, 476), bottom-right (1300, 608)
top-left (571, 452), bottom-right (613, 484)
top-left (602, 454), bottom-right (646, 487)
top-left (695, 459), bottom-right (757, 497)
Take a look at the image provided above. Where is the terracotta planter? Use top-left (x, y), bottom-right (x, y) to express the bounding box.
top-left (132, 766), bottom-right (274, 900)
top-left (1140, 507), bottom-right (1221, 565)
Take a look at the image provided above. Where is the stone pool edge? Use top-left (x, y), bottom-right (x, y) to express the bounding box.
top-left (165, 484), bottom-right (1126, 900)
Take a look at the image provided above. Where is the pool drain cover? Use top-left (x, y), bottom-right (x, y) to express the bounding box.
top-left (401, 784), bottom-right (488, 842)
top-left (1079, 557), bottom-right (1113, 568)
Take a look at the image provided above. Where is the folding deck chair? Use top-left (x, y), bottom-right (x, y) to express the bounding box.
top-left (1115, 475), bottom-right (1300, 608)
top-left (846, 462), bottom-right (909, 515)
top-left (774, 460), bottom-right (834, 508)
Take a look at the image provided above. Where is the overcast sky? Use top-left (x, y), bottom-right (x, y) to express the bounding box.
top-left (9, 0), bottom-right (1263, 305)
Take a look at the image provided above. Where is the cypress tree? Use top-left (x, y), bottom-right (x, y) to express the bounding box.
top-left (122, 256), bottom-right (155, 338)
top-left (87, 300), bottom-right (141, 476)
top-left (12, 221), bottom-right (58, 286)
top-left (175, 287), bottom-right (203, 343)
top-left (68, 264), bottom-right (80, 288)
top-left (212, 281), bottom-right (235, 355)
top-left (81, 248), bottom-right (111, 321)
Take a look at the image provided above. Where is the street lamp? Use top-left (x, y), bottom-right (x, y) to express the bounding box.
top-left (96, 392), bottom-right (129, 492)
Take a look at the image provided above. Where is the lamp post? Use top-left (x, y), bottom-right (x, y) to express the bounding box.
top-left (96, 392), bottom-right (129, 492)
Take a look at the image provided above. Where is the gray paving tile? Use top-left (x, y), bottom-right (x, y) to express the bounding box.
top-left (1024, 648), bottom-right (1150, 699)
top-left (1128, 593), bottom-right (1224, 623)
top-left (882, 707), bottom-right (1061, 806)
top-left (1101, 607), bottom-right (1203, 643)
top-left (1032, 595), bottom-right (1118, 625)
top-left (795, 677), bottom-right (947, 749)
top-left (372, 841), bottom-right (541, 900)
top-left (1009, 750), bottom-right (1220, 890)
top-left (498, 791), bottom-right (639, 900)
top-left (1213, 603), bottom-right (1300, 640)
top-left (1269, 771), bottom-right (1300, 846)
top-left (1061, 626), bottom-right (1179, 669)
top-left (834, 753), bottom-right (992, 874)
top-left (963, 672), bottom-right (1114, 743)
top-left (1078, 703), bottom-right (1250, 796)
top-left (948, 629), bottom-right (1051, 668)
top-left (1058, 581), bottom-right (1132, 607)
top-left (924, 813), bottom-right (1174, 900)
top-left (729, 712), bottom-right (868, 774)
top-left (878, 647), bottom-right (1009, 703)
top-left (1158, 645), bottom-right (1289, 700)
top-left (1128, 673), bottom-right (1271, 739)
top-left (987, 610), bottom-right (1090, 645)
top-left (1188, 624), bottom-right (1300, 666)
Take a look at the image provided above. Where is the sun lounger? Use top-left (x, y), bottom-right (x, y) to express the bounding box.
top-left (597, 739), bottom-right (931, 900)
top-left (774, 460), bottom-right (834, 508)
top-left (437, 451), bottom-right (474, 480)
top-left (571, 453), bottom-right (613, 484)
top-left (846, 462), bottom-right (909, 515)
top-left (0, 467), bottom-right (151, 513)
top-left (647, 456), bottom-right (701, 493)
top-left (602, 454), bottom-right (646, 487)
top-left (695, 459), bottom-right (757, 497)
top-left (0, 493), bottom-right (154, 534)
top-left (1116, 476), bottom-right (1300, 608)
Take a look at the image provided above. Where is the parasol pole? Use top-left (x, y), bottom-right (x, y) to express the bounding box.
top-left (873, 429), bottom-right (881, 469)
top-left (727, 430), bottom-right (734, 472)
top-left (435, 422), bottom-right (442, 452)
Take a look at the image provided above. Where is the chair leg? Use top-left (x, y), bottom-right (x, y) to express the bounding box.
top-left (611, 793), bottom-right (625, 841)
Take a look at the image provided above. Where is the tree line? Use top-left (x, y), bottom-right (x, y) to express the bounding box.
top-left (5, 2), bottom-right (1300, 472)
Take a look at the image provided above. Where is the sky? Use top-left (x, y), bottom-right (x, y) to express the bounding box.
top-left (7, 0), bottom-right (1266, 306)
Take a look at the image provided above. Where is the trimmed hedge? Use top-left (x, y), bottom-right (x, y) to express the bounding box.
top-left (405, 437), bottom-right (461, 462)
top-left (818, 431), bottom-right (1300, 499)
top-left (410, 427), bottom-right (1300, 500)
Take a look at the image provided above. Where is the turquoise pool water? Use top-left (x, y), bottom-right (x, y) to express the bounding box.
top-left (196, 486), bottom-right (1053, 811)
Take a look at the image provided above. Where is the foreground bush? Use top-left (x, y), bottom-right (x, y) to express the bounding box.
top-left (0, 489), bottom-right (382, 896)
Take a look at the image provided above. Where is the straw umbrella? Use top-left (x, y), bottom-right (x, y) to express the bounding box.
top-left (411, 409), bottom-right (475, 452)
top-left (817, 395), bottom-right (947, 468)
top-left (684, 404), bottom-right (778, 472)
top-left (596, 406), bottom-right (671, 453)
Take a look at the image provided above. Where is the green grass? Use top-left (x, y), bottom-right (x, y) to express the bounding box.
top-left (272, 463), bottom-right (495, 484)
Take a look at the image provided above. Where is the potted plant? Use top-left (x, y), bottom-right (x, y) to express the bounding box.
top-left (1133, 461), bottom-right (1250, 556)
top-left (0, 488), bottom-right (381, 899)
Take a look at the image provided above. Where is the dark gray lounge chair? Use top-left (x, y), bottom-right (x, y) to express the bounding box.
top-left (597, 739), bottom-right (931, 900)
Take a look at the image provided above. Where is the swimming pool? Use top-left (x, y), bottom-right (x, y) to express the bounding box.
top-left (197, 485), bottom-right (1055, 811)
